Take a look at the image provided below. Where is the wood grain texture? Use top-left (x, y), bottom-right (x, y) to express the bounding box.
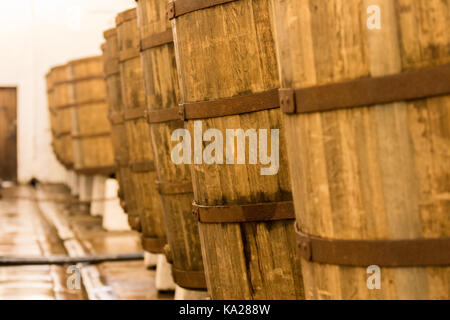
top-left (102, 29), bottom-right (140, 230)
top-left (137, 0), bottom-right (206, 288)
top-left (51, 64), bottom-right (74, 169)
top-left (67, 56), bottom-right (115, 174)
top-left (0, 87), bottom-right (17, 181)
top-left (272, 0), bottom-right (450, 299)
top-left (116, 8), bottom-right (166, 252)
top-left (172, 0), bottom-right (304, 299)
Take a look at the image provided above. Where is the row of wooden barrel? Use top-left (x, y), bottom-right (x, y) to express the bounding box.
top-left (46, 0), bottom-right (449, 300)
top-left (46, 57), bottom-right (115, 174)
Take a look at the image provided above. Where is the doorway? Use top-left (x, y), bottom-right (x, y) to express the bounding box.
top-left (0, 87), bottom-right (17, 182)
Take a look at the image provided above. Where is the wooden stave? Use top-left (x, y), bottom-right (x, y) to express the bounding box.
top-left (137, 0), bottom-right (207, 290)
top-left (171, 0), bottom-right (304, 299)
top-left (271, 0), bottom-right (450, 300)
top-left (102, 29), bottom-right (141, 231)
top-left (116, 8), bottom-right (167, 253)
top-left (51, 63), bottom-right (74, 169)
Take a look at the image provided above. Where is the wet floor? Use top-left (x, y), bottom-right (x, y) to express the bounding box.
top-left (0, 184), bottom-right (172, 300)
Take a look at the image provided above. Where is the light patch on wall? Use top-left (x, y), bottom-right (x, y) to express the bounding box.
top-left (0, 0), bottom-right (136, 183)
top-left (66, 5), bottom-right (83, 31)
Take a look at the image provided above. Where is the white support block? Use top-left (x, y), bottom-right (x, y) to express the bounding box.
top-left (78, 175), bottom-right (94, 203)
top-left (73, 172), bottom-right (80, 197)
top-left (65, 170), bottom-right (72, 191)
top-left (67, 171), bottom-right (79, 197)
top-left (90, 175), bottom-right (107, 217)
top-left (144, 252), bottom-right (158, 269)
top-left (174, 286), bottom-right (210, 300)
top-left (155, 254), bottom-right (175, 292)
top-left (102, 178), bottom-right (131, 231)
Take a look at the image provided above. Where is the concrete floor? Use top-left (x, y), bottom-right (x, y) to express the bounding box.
top-left (0, 184), bottom-right (173, 300)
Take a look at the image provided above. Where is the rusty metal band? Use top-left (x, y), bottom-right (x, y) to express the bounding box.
top-left (104, 63), bottom-right (120, 77)
top-left (141, 236), bottom-right (167, 254)
top-left (72, 132), bottom-right (110, 140)
top-left (116, 8), bottom-right (137, 26)
top-left (167, 0), bottom-right (238, 19)
top-left (129, 160), bottom-right (155, 173)
top-left (119, 48), bottom-right (140, 63)
top-left (75, 165), bottom-right (117, 175)
top-left (55, 103), bottom-right (73, 110)
top-left (64, 162), bottom-right (74, 170)
top-left (56, 130), bottom-right (71, 138)
top-left (109, 112), bottom-right (124, 125)
top-left (295, 226), bottom-right (450, 267)
top-left (172, 267), bottom-right (208, 290)
top-left (105, 70), bottom-right (120, 77)
top-left (140, 29), bottom-right (173, 52)
top-left (115, 158), bottom-right (129, 168)
top-left (193, 201), bottom-right (295, 223)
top-left (103, 28), bottom-right (116, 39)
top-left (123, 107), bottom-right (148, 121)
top-left (53, 75), bottom-right (105, 86)
top-left (147, 107), bottom-right (180, 124)
top-left (180, 89), bottom-right (279, 121)
top-left (280, 63), bottom-right (450, 114)
top-left (156, 180), bottom-right (193, 195)
top-left (56, 98), bottom-right (107, 110)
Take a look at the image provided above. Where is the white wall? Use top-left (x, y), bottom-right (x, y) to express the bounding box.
top-left (0, 0), bottom-right (135, 183)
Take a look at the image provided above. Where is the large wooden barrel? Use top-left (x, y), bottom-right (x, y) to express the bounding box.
top-left (67, 56), bottom-right (115, 175)
top-left (272, 0), bottom-right (450, 299)
top-left (137, 0), bottom-right (207, 291)
top-left (170, 0), bottom-right (304, 299)
top-left (116, 8), bottom-right (166, 253)
top-left (102, 29), bottom-right (140, 231)
top-left (51, 64), bottom-right (74, 169)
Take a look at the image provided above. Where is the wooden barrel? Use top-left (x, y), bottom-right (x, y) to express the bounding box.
top-left (51, 64), bottom-right (74, 169)
top-left (116, 8), bottom-right (166, 253)
top-left (272, 0), bottom-right (450, 299)
top-left (67, 56), bottom-right (115, 175)
top-left (102, 29), bottom-right (141, 231)
top-left (137, 0), bottom-right (207, 291)
top-left (170, 0), bottom-right (304, 299)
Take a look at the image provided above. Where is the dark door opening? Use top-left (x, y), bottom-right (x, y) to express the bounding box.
top-left (0, 87), bottom-right (17, 182)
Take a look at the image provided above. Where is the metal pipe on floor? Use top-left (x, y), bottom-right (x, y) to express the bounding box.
top-left (0, 252), bottom-right (144, 266)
